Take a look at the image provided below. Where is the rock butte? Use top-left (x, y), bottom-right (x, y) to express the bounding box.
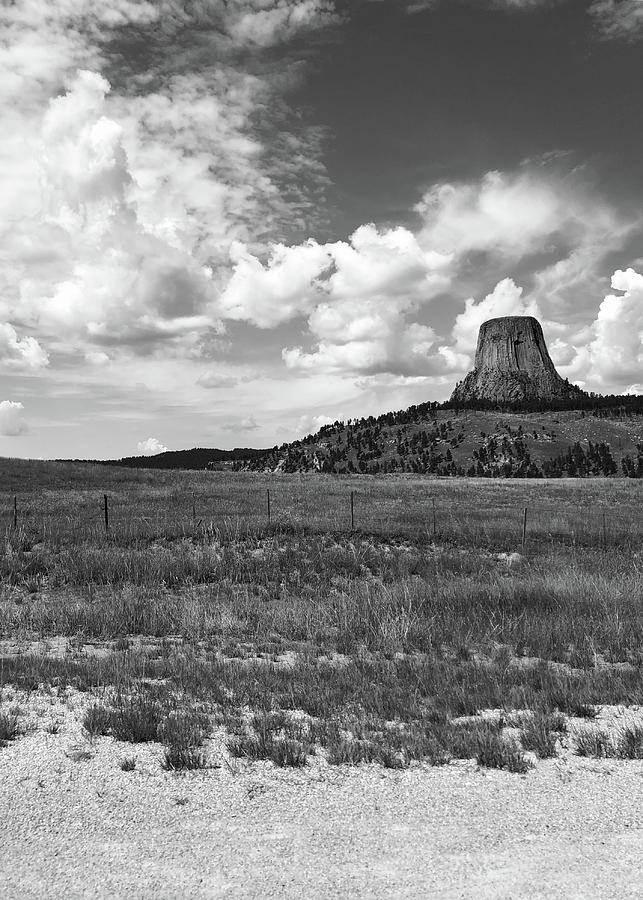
top-left (450, 316), bottom-right (586, 405)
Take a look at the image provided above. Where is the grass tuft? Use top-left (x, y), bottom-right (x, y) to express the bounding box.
top-left (476, 731), bottom-right (533, 773)
top-left (0, 710), bottom-right (22, 747)
top-left (574, 727), bottom-right (614, 758)
top-left (520, 712), bottom-right (560, 759)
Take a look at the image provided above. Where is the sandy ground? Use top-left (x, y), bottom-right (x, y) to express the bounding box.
top-left (1, 690), bottom-right (643, 899)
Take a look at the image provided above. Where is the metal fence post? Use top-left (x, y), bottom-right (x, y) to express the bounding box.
top-left (267, 488), bottom-right (271, 525)
top-left (521, 506), bottom-right (528, 550)
top-left (104, 494), bottom-right (109, 535)
top-left (350, 490), bottom-right (355, 530)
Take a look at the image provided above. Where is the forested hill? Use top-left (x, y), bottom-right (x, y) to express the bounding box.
top-left (236, 398), bottom-right (643, 478)
top-left (96, 447), bottom-right (268, 471)
top-left (83, 395), bottom-right (643, 478)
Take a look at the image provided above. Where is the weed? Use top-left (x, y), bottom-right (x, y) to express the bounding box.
top-left (119, 756), bottom-right (137, 771)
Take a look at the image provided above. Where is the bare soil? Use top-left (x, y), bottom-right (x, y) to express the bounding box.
top-left (2, 690), bottom-right (643, 899)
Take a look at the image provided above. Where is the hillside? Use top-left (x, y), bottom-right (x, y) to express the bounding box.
top-left (236, 402), bottom-right (643, 478)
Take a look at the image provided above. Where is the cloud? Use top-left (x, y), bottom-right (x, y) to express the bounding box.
top-left (584, 268), bottom-right (643, 390)
top-left (224, 0), bottom-right (340, 47)
top-left (0, 1), bottom-right (339, 372)
top-left (0, 401), bottom-right (27, 436)
top-left (136, 437), bottom-right (168, 455)
top-left (264, 166), bottom-right (632, 381)
top-left (452, 278), bottom-right (540, 358)
top-left (0, 324), bottom-right (48, 370)
top-left (415, 170), bottom-right (620, 262)
top-left (590, 0), bottom-right (643, 41)
top-left (294, 413), bottom-right (334, 436)
top-left (197, 371), bottom-right (240, 389)
top-left (221, 415), bottom-right (260, 431)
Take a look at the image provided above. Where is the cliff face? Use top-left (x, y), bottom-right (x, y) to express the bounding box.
top-left (450, 316), bottom-right (585, 405)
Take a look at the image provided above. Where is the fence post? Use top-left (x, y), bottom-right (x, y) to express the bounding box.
top-left (602, 512), bottom-right (607, 549)
top-left (432, 498), bottom-right (437, 539)
top-left (104, 494), bottom-right (109, 535)
top-left (192, 494), bottom-right (196, 525)
top-left (521, 506), bottom-right (528, 550)
top-left (350, 490), bottom-right (355, 530)
top-left (13, 496), bottom-right (17, 530)
top-left (267, 488), bottom-right (271, 525)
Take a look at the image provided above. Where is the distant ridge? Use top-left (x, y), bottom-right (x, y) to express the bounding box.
top-left (96, 447), bottom-right (269, 471)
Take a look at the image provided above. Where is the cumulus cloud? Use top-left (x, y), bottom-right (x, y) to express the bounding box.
top-left (295, 413), bottom-right (334, 436)
top-left (0, 1), bottom-right (339, 373)
top-left (415, 170), bottom-right (620, 263)
top-left (451, 278), bottom-right (540, 358)
top-left (585, 268), bottom-right (643, 389)
top-left (136, 437), bottom-right (168, 455)
top-left (0, 401), bottom-right (27, 436)
top-left (232, 166), bottom-right (630, 382)
top-left (0, 324), bottom-right (48, 370)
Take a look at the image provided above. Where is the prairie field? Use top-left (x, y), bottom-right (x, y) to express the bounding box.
top-left (1, 460), bottom-right (643, 774)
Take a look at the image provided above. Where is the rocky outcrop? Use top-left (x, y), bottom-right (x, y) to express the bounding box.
top-left (450, 316), bottom-right (585, 406)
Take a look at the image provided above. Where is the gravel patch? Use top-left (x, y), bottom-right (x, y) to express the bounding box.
top-left (1, 691), bottom-right (643, 897)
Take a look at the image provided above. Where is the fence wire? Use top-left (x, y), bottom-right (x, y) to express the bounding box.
top-left (2, 487), bottom-right (642, 550)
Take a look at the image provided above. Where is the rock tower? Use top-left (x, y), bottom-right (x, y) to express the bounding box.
top-left (450, 316), bottom-right (585, 405)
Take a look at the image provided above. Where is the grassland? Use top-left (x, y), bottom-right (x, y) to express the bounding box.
top-left (1, 460), bottom-right (642, 773)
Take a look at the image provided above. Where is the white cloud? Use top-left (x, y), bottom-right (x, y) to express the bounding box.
top-left (415, 170), bottom-right (620, 262)
top-left (0, 323), bottom-right (48, 370)
top-left (584, 268), bottom-right (643, 391)
top-left (197, 370), bottom-right (240, 389)
top-left (0, 401), bottom-right (27, 436)
top-left (136, 437), bottom-right (168, 455)
top-left (224, 0), bottom-right (339, 47)
top-left (222, 415), bottom-right (260, 431)
top-left (590, 0), bottom-right (643, 40)
top-left (451, 278), bottom-right (540, 358)
top-left (295, 413), bottom-right (334, 436)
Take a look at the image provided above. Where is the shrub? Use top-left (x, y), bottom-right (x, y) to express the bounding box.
top-left (119, 756), bottom-right (137, 771)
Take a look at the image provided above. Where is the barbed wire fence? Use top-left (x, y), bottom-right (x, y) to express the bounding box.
top-left (2, 487), bottom-right (643, 551)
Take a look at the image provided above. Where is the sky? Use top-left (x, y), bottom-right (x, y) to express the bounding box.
top-left (1, 0), bottom-right (643, 459)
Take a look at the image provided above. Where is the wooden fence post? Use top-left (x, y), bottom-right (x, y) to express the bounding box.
top-left (267, 488), bottom-right (271, 525)
top-left (350, 490), bottom-right (355, 530)
top-left (521, 506), bottom-right (528, 550)
top-left (104, 494), bottom-right (109, 535)
top-left (602, 512), bottom-right (607, 549)
top-left (13, 496), bottom-right (17, 530)
top-left (432, 498), bottom-right (437, 538)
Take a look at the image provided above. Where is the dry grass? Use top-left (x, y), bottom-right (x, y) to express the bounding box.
top-left (0, 461), bottom-right (642, 772)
